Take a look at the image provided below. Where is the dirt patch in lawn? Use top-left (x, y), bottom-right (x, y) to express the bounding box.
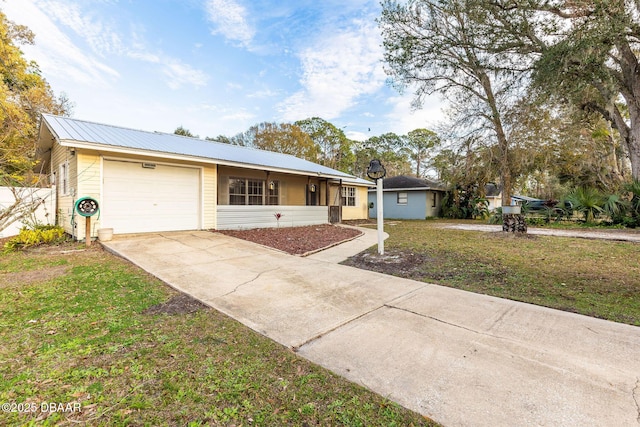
top-left (215, 224), bottom-right (363, 255)
top-left (0, 264), bottom-right (69, 288)
top-left (343, 250), bottom-right (434, 280)
top-left (142, 293), bottom-right (210, 315)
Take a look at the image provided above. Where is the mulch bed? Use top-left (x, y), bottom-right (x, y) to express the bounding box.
top-left (215, 224), bottom-right (362, 255)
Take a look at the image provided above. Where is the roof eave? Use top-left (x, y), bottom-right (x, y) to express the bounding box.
top-left (368, 186), bottom-right (447, 192)
top-left (59, 139), bottom-right (354, 180)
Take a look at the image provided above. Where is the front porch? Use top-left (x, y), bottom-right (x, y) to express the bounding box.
top-left (215, 165), bottom-right (370, 230)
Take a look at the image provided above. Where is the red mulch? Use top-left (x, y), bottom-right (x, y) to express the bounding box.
top-left (215, 224), bottom-right (362, 255)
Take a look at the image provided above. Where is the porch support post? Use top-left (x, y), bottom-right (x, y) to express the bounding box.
top-left (325, 180), bottom-right (330, 206)
top-left (265, 171), bottom-right (270, 205)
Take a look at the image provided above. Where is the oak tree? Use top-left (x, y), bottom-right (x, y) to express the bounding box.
top-left (379, 0), bottom-right (527, 204)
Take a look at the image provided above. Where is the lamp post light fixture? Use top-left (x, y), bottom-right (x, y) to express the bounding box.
top-left (366, 159), bottom-right (386, 255)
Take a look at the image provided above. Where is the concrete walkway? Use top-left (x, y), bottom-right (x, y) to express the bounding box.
top-left (103, 229), bottom-right (640, 427)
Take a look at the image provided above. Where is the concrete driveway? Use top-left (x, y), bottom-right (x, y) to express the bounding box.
top-left (103, 230), bottom-right (640, 427)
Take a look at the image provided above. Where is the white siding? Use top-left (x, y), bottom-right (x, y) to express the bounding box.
top-left (217, 205), bottom-right (328, 230)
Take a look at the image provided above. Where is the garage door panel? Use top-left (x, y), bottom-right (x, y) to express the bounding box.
top-left (103, 160), bottom-right (200, 234)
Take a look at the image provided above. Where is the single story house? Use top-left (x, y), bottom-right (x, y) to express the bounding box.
top-left (36, 114), bottom-right (372, 241)
top-left (368, 175), bottom-right (447, 219)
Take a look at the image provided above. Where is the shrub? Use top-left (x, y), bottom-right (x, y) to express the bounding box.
top-left (625, 179), bottom-right (640, 227)
top-left (566, 187), bottom-right (604, 223)
top-left (3, 225), bottom-right (66, 252)
top-left (602, 194), bottom-right (629, 224)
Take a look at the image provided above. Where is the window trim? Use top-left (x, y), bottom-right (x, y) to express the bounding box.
top-left (341, 186), bottom-right (356, 207)
top-left (59, 161), bottom-right (69, 196)
top-left (397, 192), bottom-right (408, 205)
top-left (228, 177), bottom-right (279, 206)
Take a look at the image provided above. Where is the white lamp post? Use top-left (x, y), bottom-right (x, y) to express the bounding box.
top-left (367, 159), bottom-right (387, 255)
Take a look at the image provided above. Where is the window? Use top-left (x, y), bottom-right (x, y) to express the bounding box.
top-left (267, 181), bottom-right (279, 205)
top-left (229, 178), bottom-right (279, 205)
top-left (247, 179), bottom-right (263, 205)
top-left (229, 178), bottom-right (246, 205)
top-left (341, 186), bottom-right (356, 207)
top-left (432, 192), bottom-right (437, 207)
top-left (397, 192), bottom-right (408, 205)
top-left (59, 161), bottom-right (69, 196)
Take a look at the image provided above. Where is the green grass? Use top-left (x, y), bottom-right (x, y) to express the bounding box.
top-left (345, 220), bottom-right (640, 326)
top-left (0, 245), bottom-right (435, 426)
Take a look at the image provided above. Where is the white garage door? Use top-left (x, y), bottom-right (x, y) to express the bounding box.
top-left (103, 160), bottom-right (200, 234)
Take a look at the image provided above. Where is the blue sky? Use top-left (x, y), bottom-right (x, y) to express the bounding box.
top-left (4, 0), bottom-right (444, 141)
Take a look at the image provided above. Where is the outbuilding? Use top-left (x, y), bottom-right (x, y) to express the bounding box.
top-left (36, 115), bottom-right (372, 241)
top-left (368, 175), bottom-right (447, 220)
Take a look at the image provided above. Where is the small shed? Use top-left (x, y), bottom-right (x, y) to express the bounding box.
top-left (368, 175), bottom-right (447, 220)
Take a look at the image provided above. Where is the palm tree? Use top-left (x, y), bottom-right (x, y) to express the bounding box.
top-left (566, 187), bottom-right (604, 223)
top-left (602, 194), bottom-right (628, 223)
top-left (625, 179), bottom-right (640, 226)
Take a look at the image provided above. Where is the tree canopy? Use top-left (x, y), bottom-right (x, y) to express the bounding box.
top-left (0, 9), bottom-right (70, 185)
top-left (454, 0), bottom-right (640, 183)
top-left (174, 126), bottom-right (198, 138)
top-left (295, 117), bottom-right (355, 172)
top-left (380, 0), bottom-right (527, 204)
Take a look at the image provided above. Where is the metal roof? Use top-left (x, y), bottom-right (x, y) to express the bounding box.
top-left (41, 114), bottom-right (360, 181)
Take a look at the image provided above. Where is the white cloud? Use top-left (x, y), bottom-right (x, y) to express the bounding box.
top-left (205, 0), bottom-right (255, 47)
top-left (226, 82), bottom-right (244, 91)
top-left (385, 94), bottom-right (446, 134)
top-left (126, 51), bottom-right (208, 89)
top-left (346, 131), bottom-right (369, 141)
top-left (11, 0), bottom-right (210, 90)
top-left (2, 0), bottom-right (120, 85)
top-left (161, 60), bottom-right (209, 89)
top-left (247, 89), bottom-right (279, 99)
top-left (278, 19), bottom-right (386, 122)
top-left (37, 0), bottom-right (125, 56)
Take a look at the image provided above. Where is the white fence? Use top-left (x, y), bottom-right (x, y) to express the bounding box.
top-left (217, 205), bottom-right (328, 230)
top-left (0, 187), bottom-right (56, 237)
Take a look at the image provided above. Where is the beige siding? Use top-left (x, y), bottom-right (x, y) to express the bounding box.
top-left (51, 148), bottom-right (102, 241)
top-left (217, 166), bottom-right (317, 206)
top-left (50, 142), bottom-right (76, 236)
top-left (342, 186), bottom-right (369, 220)
top-left (75, 152), bottom-right (102, 240)
top-left (282, 175), bottom-right (307, 205)
top-left (203, 165), bottom-right (217, 229)
top-left (328, 184), bottom-right (342, 206)
top-left (328, 184), bottom-right (370, 220)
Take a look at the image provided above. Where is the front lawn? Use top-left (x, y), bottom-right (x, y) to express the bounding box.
top-left (343, 220), bottom-right (640, 326)
top-left (0, 244), bottom-right (435, 426)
